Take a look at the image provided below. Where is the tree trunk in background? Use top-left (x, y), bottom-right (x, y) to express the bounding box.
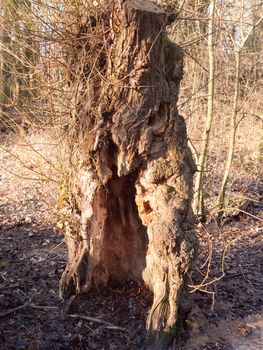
top-left (0, 6), bottom-right (10, 123)
top-left (218, 50), bottom-right (240, 214)
top-left (60, 1), bottom-right (197, 348)
top-left (218, 13), bottom-right (262, 216)
top-left (193, 0), bottom-right (215, 219)
top-left (0, 23), bottom-right (5, 121)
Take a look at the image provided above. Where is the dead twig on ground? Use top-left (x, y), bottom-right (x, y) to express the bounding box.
top-left (0, 299), bottom-right (58, 317)
top-left (239, 264), bottom-right (249, 282)
top-left (0, 298), bottom-right (32, 317)
top-left (68, 314), bottom-right (129, 333)
top-left (0, 283), bottom-right (21, 290)
top-left (29, 304), bottom-right (59, 310)
top-left (224, 269), bottom-right (262, 287)
top-left (49, 239), bottom-right (65, 253)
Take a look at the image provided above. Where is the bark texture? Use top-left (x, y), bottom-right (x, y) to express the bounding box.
top-left (60, 1), bottom-right (197, 348)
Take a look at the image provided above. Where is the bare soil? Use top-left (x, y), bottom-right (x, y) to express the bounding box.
top-left (0, 137), bottom-right (262, 350)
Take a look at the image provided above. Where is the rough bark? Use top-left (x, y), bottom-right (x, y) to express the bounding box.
top-left (60, 1), bottom-right (197, 348)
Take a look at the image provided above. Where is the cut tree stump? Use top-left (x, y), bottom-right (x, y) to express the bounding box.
top-left (59, 1), bottom-right (197, 348)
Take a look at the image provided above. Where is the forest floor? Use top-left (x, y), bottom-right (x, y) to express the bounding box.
top-left (0, 134), bottom-right (262, 350)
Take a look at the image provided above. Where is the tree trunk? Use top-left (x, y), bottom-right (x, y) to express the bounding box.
top-left (218, 13), bottom-right (262, 216)
top-left (193, 0), bottom-right (215, 219)
top-left (60, 1), bottom-right (197, 348)
top-left (0, 6), bottom-right (10, 122)
top-left (218, 50), bottom-right (240, 214)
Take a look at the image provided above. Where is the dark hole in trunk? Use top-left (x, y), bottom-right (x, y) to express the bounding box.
top-left (101, 168), bottom-right (149, 283)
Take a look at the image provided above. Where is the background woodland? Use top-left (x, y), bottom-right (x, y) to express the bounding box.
top-left (0, 0), bottom-right (262, 221)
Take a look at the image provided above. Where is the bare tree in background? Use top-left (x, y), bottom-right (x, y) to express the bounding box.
top-left (169, 0), bottom-right (262, 217)
top-left (218, 1), bottom-right (263, 214)
top-left (0, 4), bottom-right (10, 122)
top-left (193, 0), bottom-right (215, 218)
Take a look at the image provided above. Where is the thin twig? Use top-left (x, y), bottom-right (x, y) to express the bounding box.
top-left (239, 264), bottom-right (249, 282)
top-left (68, 314), bottom-right (128, 333)
top-left (0, 299), bottom-right (58, 317)
top-left (224, 208), bottom-right (263, 222)
top-left (0, 298), bottom-right (32, 317)
top-left (49, 239), bottom-right (65, 253)
top-left (29, 304), bottom-right (59, 310)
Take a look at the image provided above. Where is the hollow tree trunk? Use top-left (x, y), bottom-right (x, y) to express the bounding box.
top-left (60, 1), bottom-right (197, 348)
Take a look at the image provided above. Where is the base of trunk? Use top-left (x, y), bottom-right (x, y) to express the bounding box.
top-left (60, 150), bottom-right (196, 349)
top-left (60, 169), bottom-right (148, 298)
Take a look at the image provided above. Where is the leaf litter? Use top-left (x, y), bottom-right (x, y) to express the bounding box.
top-left (0, 135), bottom-right (262, 350)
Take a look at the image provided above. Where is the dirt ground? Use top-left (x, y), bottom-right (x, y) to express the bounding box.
top-left (0, 137), bottom-right (262, 350)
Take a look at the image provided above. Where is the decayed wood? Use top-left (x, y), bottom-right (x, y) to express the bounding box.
top-left (60, 1), bottom-right (197, 348)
